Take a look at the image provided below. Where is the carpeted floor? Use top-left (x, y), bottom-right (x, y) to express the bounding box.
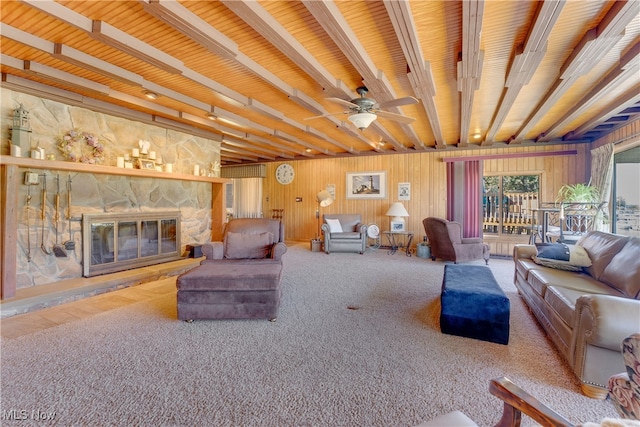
top-left (0, 242), bottom-right (618, 426)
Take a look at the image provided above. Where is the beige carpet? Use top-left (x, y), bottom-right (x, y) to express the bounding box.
top-left (0, 242), bottom-right (618, 426)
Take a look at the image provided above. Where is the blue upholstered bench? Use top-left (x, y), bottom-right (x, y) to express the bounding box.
top-left (440, 264), bottom-right (510, 345)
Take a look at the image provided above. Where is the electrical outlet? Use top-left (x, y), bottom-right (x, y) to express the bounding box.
top-left (24, 172), bottom-right (39, 185)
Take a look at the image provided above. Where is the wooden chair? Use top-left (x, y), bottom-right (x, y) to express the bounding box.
top-left (417, 377), bottom-right (575, 427)
top-left (271, 209), bottom-right (284, 220)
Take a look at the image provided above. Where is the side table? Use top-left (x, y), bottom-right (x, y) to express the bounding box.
top-left (382, 231), bottom-right (414, 256)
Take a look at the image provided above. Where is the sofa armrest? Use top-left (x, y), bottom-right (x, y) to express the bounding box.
top-left (270, 242), bottom-right (287, 260)
top-left (513, 244), bottom-right (536, 260)
top-left (202, 242), bottom-right (224, 260)
top-left (356, 223), bottom-right (367, 235)
top-left (574, 295), bottom-right (640, 351)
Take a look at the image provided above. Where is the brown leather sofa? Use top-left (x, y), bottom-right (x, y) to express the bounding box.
top-left (513, 231), bottom-right (640, 398)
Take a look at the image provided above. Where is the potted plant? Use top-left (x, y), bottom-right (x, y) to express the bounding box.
top-left (555, 183), bottom-right (606, 235)
top-left (556, 183), bottom-right (600, 203)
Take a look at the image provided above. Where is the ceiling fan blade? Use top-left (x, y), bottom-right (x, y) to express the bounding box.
top-left (377, 96), bottom-right (419, 109)
top-left (375, 110), bottom-right (416, 124)
top-left (304, 111), bottom-right (348, 120)
top-left (326, 97), bottom-right (359, 109)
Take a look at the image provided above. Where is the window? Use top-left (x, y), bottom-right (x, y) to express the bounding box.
top-left (225, 182), bottom-right (234, 221)
top-left (613, 146), bottom-right (640, 237)
top-left (483, 175), bottom-right (540, 236)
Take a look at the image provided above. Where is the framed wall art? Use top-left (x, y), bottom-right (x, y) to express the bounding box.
top-left (346, 171), bottom-right (387, 199)
top-left (398, 182), bottom-right (410, 200)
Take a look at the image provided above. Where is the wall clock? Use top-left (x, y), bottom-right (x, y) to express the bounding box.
top-left (275, 163), bottom-right (295, 185)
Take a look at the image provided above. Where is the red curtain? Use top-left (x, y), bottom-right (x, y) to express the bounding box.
top-left (447, 160), bottom-right (483, 238)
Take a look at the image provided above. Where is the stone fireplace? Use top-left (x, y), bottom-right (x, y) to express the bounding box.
top-left (82, 211), bottom-right (181, 277)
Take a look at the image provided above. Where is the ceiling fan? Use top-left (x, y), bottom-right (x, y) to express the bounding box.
top-left (306, 86), bottom-right (419, 130)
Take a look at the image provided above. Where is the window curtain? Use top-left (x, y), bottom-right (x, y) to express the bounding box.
top-left (232, 177), bottom-right (263, 218)
top-left (590, 143), bottom-right (613, 231)
top-left (446, 160), bottom-right (483, 238)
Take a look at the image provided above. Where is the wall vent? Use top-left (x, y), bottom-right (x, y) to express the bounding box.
top-left (221, 164), bottom-right (266, 178)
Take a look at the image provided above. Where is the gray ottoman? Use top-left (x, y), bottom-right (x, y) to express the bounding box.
top-left (440, 264), bottom-right (510, 345)
top-left (176, 262), bottom-right (282, 321)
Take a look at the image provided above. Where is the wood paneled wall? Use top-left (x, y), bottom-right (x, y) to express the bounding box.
top-left (263, 144), bottom-right (590, 255)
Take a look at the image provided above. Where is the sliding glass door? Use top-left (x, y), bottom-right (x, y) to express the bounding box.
top-left (483, 174), bottom-right (540, 237)
top-left (613, 146), bottom-right (640, 237)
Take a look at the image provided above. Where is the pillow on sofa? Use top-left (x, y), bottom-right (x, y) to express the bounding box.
top-left (326, 218), bottom-right (343, 233)
top-left (532, 243), bottom-right (592, 272)
top-left (225, 232), bottom-right (274, 259)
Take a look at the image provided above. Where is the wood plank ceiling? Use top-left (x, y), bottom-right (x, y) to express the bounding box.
top-left (1, 0), bottom-right (639, 165)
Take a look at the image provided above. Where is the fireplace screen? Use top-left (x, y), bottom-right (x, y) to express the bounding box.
top-left (83, 211), bottom-right (181, 277)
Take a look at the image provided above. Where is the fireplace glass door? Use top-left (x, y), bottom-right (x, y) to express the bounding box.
top-left (83, 211), bottom-right (181, 277)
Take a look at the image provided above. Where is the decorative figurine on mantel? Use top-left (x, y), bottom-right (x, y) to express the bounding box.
top-left (209, 161), bottom-right (221, 177)
top-left (11, 103), bottom-right (32, 157)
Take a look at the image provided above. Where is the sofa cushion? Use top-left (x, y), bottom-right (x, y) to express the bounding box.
top-left (224, 231), bottom-right (274, 259)
top-left (599, 237), bottom-right (640, 299)
top-left (577, 231), bottom-right (629, 280)
top-left (177, 262), bottom-right (282, 291)
top-left (527, 267), bottom-right (618, 298)
top-left (544, 286), bottom-right (585, 326)
top-left (515, 258), bottom-right (540, 282)
top-left (533, 243), bottom-right (592, 272)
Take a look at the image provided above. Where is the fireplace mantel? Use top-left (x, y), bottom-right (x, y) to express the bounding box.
top-left (0, 156), bottom-right (230, 299)
top-left (0, 155), bottom-right (228, 184)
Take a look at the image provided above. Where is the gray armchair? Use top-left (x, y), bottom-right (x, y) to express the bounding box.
top-left (321, 214), bottom-right (367, 254)
top-left (422, 217), bottom-right (490, 264)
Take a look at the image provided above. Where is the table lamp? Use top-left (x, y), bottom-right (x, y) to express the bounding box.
top-left (386, 202), bottom-right (409, 231)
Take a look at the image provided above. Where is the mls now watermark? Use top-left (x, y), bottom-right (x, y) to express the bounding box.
top-left (1, 409), bottom-right (57, 421)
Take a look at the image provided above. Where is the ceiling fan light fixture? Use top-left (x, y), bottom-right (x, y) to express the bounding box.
top-left (348, 112), bottom-right (376, 130)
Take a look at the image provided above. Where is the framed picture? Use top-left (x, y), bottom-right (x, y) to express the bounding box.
top-left (136, 159), bottom-right (156, 170)
top-left (391, 221), bottom-right (405, 232)
top-left (398, 182), bottom-right (410, 200)
top-left (346, 171), bottom-right (387, 199)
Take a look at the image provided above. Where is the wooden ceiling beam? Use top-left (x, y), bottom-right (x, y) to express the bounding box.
top-left (222, 137), bottom-right (295, 160)
top-left (513, 0), bottom-right (639, 143)
top-left (141, 0), bottom-right (238, 59)
top-left (221, 142), bottom-right (275, 161)
top-left (563, 88), bottom-right (640, 141)
top-left (21, 0), bottom-right (334, 160)
top-left (457, 0), bottom-right (484, 147)
top-left (538, 41), bottom-right (640, 141)
top-left (384, 0), bottom-right (445, 149)
top-left (484, 0), bottom-right (564, 146)
top-left (302, 0), bottom-right (417, 150)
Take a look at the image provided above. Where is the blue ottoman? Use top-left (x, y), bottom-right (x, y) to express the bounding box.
top-left (440, 264), bottom-right (510, 345)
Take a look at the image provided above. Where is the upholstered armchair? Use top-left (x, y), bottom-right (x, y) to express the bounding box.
top-left (201, 218), bottom-right (287, 263)
top-left (422, 217), bottom-right (490, 264)
top-left (321, 214), bottom-right (367, 254)
top-left (608, 333), bottom-right (640, 420)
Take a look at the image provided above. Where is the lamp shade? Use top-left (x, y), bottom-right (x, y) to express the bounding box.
top-left (348, 112), bottom-right (377, 130)
top-left (317, 190), bottom-right (334, 207)
top-left (385, 202), bottom-right (409, 218)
